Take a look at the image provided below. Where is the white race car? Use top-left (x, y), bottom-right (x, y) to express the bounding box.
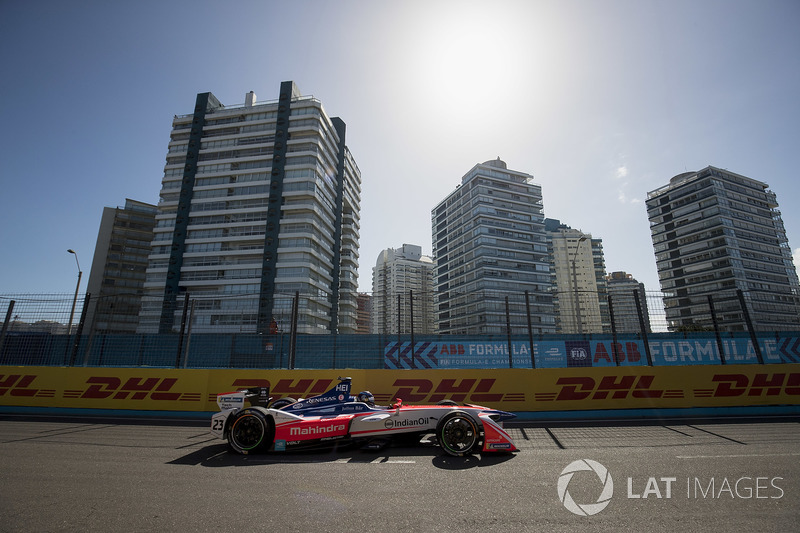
top-left (211, 377), bottom-right (518, 456)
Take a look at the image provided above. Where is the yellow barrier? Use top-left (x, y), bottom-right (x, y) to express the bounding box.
top-left (1, 365), bottom-right (798, 412)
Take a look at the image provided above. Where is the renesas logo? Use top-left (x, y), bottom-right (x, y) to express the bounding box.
top-left (384, 417), bottom-right (430, 429)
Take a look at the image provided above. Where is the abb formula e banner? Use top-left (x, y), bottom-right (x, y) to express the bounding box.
top-left (383, 336), bottom-right (800, 369)
top-left (1, 365), bottom-right (798, 413)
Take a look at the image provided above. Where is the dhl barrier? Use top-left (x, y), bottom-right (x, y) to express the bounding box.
top-left (1, 365), bottom-right (799, 414)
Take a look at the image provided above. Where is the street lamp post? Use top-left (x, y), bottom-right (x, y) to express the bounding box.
top-left (570, 236), bottom-right (587, 335)
top-left (67, 249), bottom-right (82, 335)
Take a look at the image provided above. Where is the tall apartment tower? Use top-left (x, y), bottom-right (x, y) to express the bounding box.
top-left (85, 199), bottom-right (157, 333)
top-left (432, 158), bottom-right (555, 335)
top-left (138, 82), bottom-right (361, 334)
top-left (647, 166), bottom-right (800, 331)
top-left (545, 219), bottom-right (610, 334)
top-left (355, 293), bottom-right (372, 334)
top-left (606, 271), bottom-right (651, 334)
top-left (371, 244), bottom-right (436, 334)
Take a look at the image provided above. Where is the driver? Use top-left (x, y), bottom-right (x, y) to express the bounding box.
top-left (356, 391), bottom-right (375, 407)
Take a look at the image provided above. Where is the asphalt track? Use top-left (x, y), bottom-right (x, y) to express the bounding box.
top-left (1, 414), bottom-right (799, 532)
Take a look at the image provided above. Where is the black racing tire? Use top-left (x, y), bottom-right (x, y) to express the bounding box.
top-left (269, 397), bottom-right (297, 410)
top-left (437, 399), bottom-right (459, 406)
top-left (436, 411), bottom-right (482, 457)
top-left (227, 409), bottom-right (274, 454)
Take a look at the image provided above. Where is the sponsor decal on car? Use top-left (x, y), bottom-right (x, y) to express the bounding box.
top-left (384, 417), bottom-right (430, 429)
top-left (289, 424), bottom-right (347, 436)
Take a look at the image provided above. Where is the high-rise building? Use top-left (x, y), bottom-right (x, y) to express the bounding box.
top-left (371, 244), bottom-right (436, 334)
top-left (647, 166), bottom-right (800, 331)
top-left (545, 219), bottom-right (609, 334)
top-left (138, 82), bottom-right (361, 334)
top-left (606, 271), bottom-right (650, 333)
top-left (85, 199), bottom-right (157, 333)
top-left (356, 293), bottom-right (372, 334)
top-left (432, 158), bottom-right (554, 335)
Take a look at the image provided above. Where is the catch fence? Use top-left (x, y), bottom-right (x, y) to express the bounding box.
top-left (1, 289), bottom-right (798, 369)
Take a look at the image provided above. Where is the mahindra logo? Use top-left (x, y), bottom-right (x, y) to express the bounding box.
top-left (289, 424), bottom-right (346, 436)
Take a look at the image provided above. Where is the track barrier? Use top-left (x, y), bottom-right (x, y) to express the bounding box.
top-left (1, 365), bottom-right (799, 414)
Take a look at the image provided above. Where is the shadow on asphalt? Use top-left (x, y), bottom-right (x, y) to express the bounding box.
top-left (167, 441), bottom-right (517, 470)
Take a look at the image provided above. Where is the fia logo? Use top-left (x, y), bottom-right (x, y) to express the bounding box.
top-left (570, 348), bottom-right (588, 360)
top-left (566, 342), bottom-right (592, 367)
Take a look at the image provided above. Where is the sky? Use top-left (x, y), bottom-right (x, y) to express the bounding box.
top-left (1, 0), bottom-right (799, 299)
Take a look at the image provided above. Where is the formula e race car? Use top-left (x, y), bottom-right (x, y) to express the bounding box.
top-left (210, 377), bottom-right (518, 456)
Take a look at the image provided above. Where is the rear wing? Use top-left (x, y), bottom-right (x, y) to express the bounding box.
top-left (217, 386), bottom-right (271, 410)
top-left (293, 376), bottom-right (351, 408)
top-left (216, 377), bottom-right (352, 411)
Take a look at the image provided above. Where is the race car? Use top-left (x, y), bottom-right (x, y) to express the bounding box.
top-left (210, 377), bottom-right (518, 456)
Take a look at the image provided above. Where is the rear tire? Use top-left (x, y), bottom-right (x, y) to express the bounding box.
top-left (436, 411), bottom-right (481, 456)
top-left (227, 410), bottom-right (274, 454)
top-left (269, 397), bottom-right (297, 410)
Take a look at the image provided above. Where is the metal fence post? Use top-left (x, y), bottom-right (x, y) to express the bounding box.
top-left (525, 290), bottom-right (535, 369)
top-left (288, 291), bottom-right (299, 369)
top-left (634, 289), bottom-right (653, 365)
top-left (175, 293), bottom-right (190, 368)
top-left (182, 299), bottom-right (196, 368)
top-left (505, 296), bottom-right (513, 368)
top-left (707, 294), bottom-right (726, 365)
top-left (0, 300), bottom-right (14, 361)
top-left (737, 289), bottom-right (763, 364)
top-left (396, 294), bottom-right (401, 345)
top-left (69, 293), bottom-right (91, 366)
top-left (608, 294), bottom-right (620, 366)
top-left (409, 289), bottom-right (415, 368)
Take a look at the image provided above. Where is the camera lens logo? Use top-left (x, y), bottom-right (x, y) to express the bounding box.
top-left (557, 459), bottom-right (614, 516)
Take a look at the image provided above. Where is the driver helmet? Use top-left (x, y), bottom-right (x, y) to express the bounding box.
top-left (357, 391), bottom-right (375, 407)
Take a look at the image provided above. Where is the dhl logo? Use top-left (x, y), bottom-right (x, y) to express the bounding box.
top-left (388, 378), bottom-right (514, 403)
top-left (549, 373), bottom-right (800, 401)
top-left (0, 374), bottom-right (201, 402)
top-left (0, 374), bottom-right (55, 398)
top-left (230, 378), bottom-right (334, 396)
top-left (226, 378), bottom-right (520, 404)
top-left (69, 376), bottom-right (192, 401)
top-left (551, 375), bottom-right (670, 401)
top-left (699, 373), bottom-right (800, 398)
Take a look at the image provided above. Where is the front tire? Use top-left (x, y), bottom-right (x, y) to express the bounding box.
top-left (227, 410), bottom-right (274, 454)
top-left (436, 411), bottom-right (482, 457)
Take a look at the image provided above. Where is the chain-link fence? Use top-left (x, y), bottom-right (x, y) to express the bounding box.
top-left (1, 288), bottom-right (798, 368)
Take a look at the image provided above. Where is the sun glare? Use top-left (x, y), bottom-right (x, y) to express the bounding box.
top-left (408, 3), bottom-right (557, 125)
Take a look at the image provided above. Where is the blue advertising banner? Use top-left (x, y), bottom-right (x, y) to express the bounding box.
top-left (383, 335), bottom-right (800, 369)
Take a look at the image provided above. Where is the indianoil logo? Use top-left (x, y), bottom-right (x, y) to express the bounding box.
top-left (557, 459), bottom-right (614, 516)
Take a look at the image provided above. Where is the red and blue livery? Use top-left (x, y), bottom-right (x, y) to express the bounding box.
top-left (210, 377), bottom-right (518, 456)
